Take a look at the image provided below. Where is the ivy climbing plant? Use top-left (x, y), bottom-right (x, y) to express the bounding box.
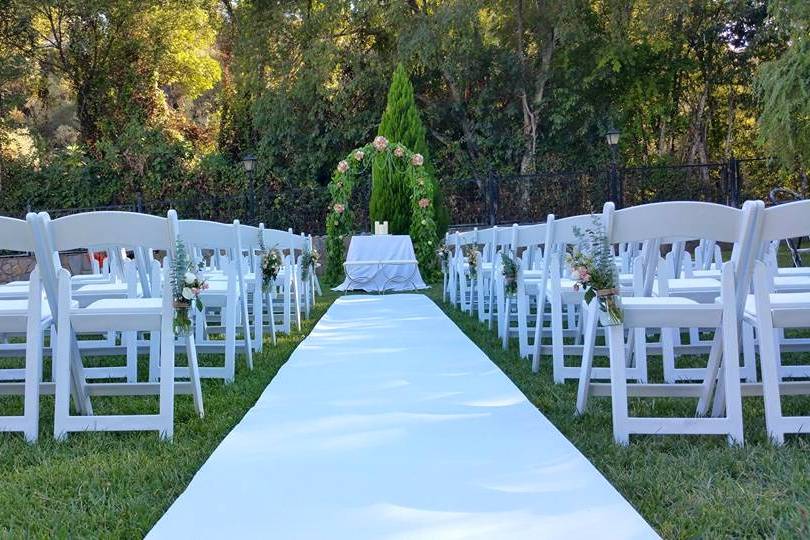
top-left (325, 136), bottom-right (440, 285)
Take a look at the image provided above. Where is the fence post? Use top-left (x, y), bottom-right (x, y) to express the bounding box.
top-left (487, 173), bottom-right (498, 226)
top-left (135, 191), bottom-right (144, 213)
top-left (728, 155), bottom-right (740, 207)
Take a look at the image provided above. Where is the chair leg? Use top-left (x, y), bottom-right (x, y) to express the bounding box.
top-left (755, 301), bottom-right (786, 445)
top-left (23, 302), bottom-right (43, 443)
top-left (662, 328), bottom-right (676, 383)
top-left (185, 334), bottom-right (204, 418)
top-left (607, 324), bottom-right (630, 445)
top-left (149, 331), bottom-right (160, 382)
top-left (575, 300), bottom-right (599, 414)
top-left (550, 289), bottom-right (564, 383)
top-left (240, 291), bottom-right (254, 370)
top-left (720, 302), bottom-right (744, 446)
top-left (266, 291), bottom-right (277, 345)
top-left (517, 285), bottom-right (529, 358)
top-left (634, 327), bottom-right (648, 384)
top-left (253, 287), bottom-right (264, 354)
top-left (159, 312), bottom-right (175, 441)
top-left (696, 333), bottom-right (723, 416)
top-left (125, 330), bottom-right (137, 383)
top-left (224, 300), bottom-right (237, 383)
top-left (741, 322), bottom-right (756, 383)
top-left (54, 296), bottom-right (73, 441)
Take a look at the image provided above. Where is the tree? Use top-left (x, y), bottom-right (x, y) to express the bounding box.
top-left (1, 0), bottom-right (221, 145)
top-left (371, 63), bottom-right (446, 234)
top-left (756, 0), bottom-right (810, 175)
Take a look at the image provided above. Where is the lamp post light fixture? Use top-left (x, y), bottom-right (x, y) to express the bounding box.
top-left (242, 154), bottom-right (257, 223)
top-left (605, 127), bottom-right (622, 208)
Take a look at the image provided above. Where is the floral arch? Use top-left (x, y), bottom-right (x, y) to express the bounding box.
top-left (324, 136), bottom-right (440, 285)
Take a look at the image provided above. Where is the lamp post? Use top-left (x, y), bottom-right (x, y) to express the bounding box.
top-left (242, 154), bottom-right (257, 223)
top-left (605, 127), bottom-right (622, 208)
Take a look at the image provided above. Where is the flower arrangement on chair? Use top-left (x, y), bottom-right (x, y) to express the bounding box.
top-left (436, 243), bottom-right (451, 271)
top-left (172, 240), bottom-right (208, 335)
top-left (300, 247), bottom-right (320, 282)
top-left (464, 245), bottom-right (480, 280)
top-left (565, 216), bottom-right (623, 325)
top-left (501, 250), bottom-right (518, 296)
top-left (257, 232), bottom-right (283, 293)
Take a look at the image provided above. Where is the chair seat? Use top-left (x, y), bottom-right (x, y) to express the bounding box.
top-left (622, 295), bottom-right (722, 328)
top-left (776, 267), bottom-right (810, 277)
top-left (81, 297), bottom-right (162, 314)
top-left (0, 283), bottom-right (30, 300)
top-left (743, 292), bottom-right (810, 317)
top-left (773, 276), bottom-right (810, 292)
top-left (653, 278), bottom-right (721, 301)
top-left (691, 269), bottom-right (722, 278)
top-left (75, 281), bottom-right (141, 295)
top-left (0, 298), bottom-right (64, 320)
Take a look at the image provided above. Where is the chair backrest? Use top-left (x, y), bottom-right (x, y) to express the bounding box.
top-left (547, 213), bottom-right (602, 248)
top-left (179, 219), bottom-right (238, 252)
top-left (513, 222), bottom-right (546, 250)
top-left (603, 200), bottom-right (762, 306)
top-left (259, 225), bottom-right (293, 257)
top-left (0, 215), bottom-right (35, 253)
top-left (28, 210), bottom-right (178, 317)
top-left (757, 200), bottom-right (810, 247)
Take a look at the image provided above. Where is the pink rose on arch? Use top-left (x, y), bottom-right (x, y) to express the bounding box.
top-left (411, 153), bottom-right (424, 166)
top-left (418, 197), bottom-right (431, 209)
top-left (337, 160), bottom-right (349, 173)
top-left (393, 146), bottom-right (405, 157)
top-left (373, 136), bottom-right (388, 151)
top-left (354, 150), bottom-right (365, 161)
top-left (334, 203), bottom-right (345, 214)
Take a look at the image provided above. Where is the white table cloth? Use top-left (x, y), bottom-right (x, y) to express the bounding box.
top-left (148, 295), bottom-right (658, 539)
top-left (333, 235), bottom-right (428, 292)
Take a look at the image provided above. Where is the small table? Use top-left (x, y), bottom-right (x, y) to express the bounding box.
top-left (333, 235), bottom-right (428, 293)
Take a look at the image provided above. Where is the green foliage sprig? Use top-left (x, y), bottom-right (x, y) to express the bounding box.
top-left (565, 216), bottom-right (622, 324)
top-left (501, 250), bottom-right (518, 296)
top-left (300, 247), bottom-right (319, 283)
top-left (172, 239), bottom-right (207, 335)
top-left (464, 245), bottom-right (480, 280)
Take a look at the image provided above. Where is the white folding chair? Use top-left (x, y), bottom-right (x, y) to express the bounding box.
top-left (0, 216), bottom-right (48, 442)
top-left (742, 200), bottom-right (810, 443)
top-left (179, 219), bottom-right (253, 382)
top-left (29, 210), bottom-right (203, 440)
top-left (576, 200), bottom-right (761, 446)
top-left (260, 226), bottom-right (301, 334)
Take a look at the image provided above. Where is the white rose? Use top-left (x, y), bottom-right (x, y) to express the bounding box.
top-left (184, 272), bottom-right (196, 284)
top-left (182, 287), bottom-right (194, 300)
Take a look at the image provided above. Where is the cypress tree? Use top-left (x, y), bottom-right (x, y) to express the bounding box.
top-left (370, 63), bottom-right (447, 234)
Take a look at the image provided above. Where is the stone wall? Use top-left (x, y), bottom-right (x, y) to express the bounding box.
top-left (0, 252), bottom-right (93, 284)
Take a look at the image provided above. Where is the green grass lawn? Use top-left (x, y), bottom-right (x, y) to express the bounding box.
top-left (0, 293), bottom-right (337, 538)
top-left (1, 287), bottom-right (809, 538)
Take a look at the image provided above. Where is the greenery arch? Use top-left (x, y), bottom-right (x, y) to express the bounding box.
top-left (325, 136), bottom-right (440, 285)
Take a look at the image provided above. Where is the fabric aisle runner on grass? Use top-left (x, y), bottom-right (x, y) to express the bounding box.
top-left (147, 294), bottom-right (658, 539)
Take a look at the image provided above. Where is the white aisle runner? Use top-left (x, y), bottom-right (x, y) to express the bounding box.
top-left (148, 295), bottom-right (658, 540)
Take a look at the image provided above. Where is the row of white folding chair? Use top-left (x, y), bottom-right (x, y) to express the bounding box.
top-left (178, 219), bottom-right (252, 384)
top-left (23, 210), bottom-right (204, 441)
top-left (447, 229), bottom-right (479, 312)
top-left (260, 225), bottom-right (303, 334)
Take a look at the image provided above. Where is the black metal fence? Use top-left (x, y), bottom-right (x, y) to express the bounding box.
top-left (7, 156), bottom-right (795, 233)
